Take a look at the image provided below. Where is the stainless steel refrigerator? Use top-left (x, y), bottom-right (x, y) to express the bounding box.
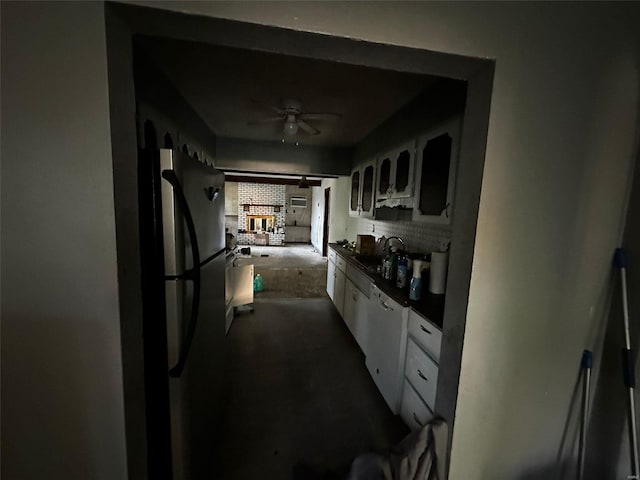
top-left (139, 148), bottom-right (226, 480)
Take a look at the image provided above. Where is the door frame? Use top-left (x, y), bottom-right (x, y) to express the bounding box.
top-left (322, 187), bottom-right (330, 257)
top-left (104, 3), bottom-right (494, 477)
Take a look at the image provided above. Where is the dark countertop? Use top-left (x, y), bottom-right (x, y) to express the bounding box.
top-left (329, 243), bottom-right (444, 330)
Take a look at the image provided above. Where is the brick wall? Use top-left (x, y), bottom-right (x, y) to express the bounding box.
top-left (237, 182), bottom-right (286, 245)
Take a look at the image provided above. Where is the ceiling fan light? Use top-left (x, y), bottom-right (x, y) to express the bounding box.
top-left (284, 120), bottom-right (299, 135)
top-left (298, 176), bottom-right (310, 189)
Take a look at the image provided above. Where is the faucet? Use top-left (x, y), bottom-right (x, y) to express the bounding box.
top-left (383, 236), bottom-right (405, 254)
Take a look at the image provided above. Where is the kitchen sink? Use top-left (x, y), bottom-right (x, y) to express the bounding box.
top-left (354, 254), bottom-right (384, 267)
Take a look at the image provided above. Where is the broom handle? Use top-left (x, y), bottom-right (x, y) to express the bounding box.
top-left (615, 248), bottom-right (639, 477)
top-left (578, 350), bottom-right (592, 480)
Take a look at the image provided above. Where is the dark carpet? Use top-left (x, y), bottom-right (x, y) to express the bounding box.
top-left (216, 297), bottom-right (408, 479)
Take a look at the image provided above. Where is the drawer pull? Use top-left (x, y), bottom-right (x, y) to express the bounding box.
top-left (417, 369), bottom-right (428, 382)
top-left (412, 412), bottom-right (424, 426)
top-left (420, 324), bottom-right (432, 335)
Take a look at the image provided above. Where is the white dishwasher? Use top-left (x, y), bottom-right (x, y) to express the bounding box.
top-left (365, 284), bottom-right (408, 414)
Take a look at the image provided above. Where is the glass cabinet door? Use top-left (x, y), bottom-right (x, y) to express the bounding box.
top-left (417, 133), bottom-right (452, 216)
top-left (361, 164), bottom-right (375, 215)
top-left (413, 116), bottom-right (460, 224)
top-left (378, 157), bottom-right (391, 199)
top-left (395, 150), bottom-right (411, 196)
top-left (350, 169), bottom-right (360, 213)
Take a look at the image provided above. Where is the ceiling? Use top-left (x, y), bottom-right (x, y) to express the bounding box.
top-left (137, 37), bottom-right (441, 147)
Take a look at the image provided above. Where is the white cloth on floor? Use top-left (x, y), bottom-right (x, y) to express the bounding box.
top-left (346, 417), bottom-right (448, 480)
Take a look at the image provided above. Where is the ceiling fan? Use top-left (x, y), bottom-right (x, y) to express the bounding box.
top-left (248, 98), bottom-right (340, 136)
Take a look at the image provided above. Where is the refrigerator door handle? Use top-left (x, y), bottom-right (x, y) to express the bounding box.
top-left (162, 169), bottom-right (201, 379)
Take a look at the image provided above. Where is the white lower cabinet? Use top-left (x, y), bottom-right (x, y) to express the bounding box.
top-left (326, 257), bottom-right (336, 301)
top-left (405, 337), bottom-right (438, 409)
top-left (400, 309), bottom-right (442, 430)
top-left (343, 279), bottom-right (369, 355)
top-left (400, 381), bottom-right (433, 431)
top-left (366, 284), bottom-right (408, 414)
top-left (334, 267), bottom-right (346, 317)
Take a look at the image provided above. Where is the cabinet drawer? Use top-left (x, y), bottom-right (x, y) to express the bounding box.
top-left (335, 255), bottom-right (347, 273)
top-left (405, 338), bottom-right (438, 410)
top-left (400, 381), bottom-right (433, 431)
top-left (328, 249), bottom-right (337, 264)
top-left (408, 309), bottom-right (441, 362)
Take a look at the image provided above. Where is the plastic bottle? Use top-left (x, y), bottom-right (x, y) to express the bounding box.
top-left (396, 252), bottom-right (408, 288)
top-left (383, 249), bottom-right (398, 281)
top-left (253, 273), bottom-right (264, 292)
top-left (409, 259), bottom-right (423, 301)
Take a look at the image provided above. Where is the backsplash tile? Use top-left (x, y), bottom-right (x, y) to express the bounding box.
top-left (347, 217), bottom-right (451, 254)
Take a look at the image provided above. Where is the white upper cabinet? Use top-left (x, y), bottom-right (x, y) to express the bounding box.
top-left (413, 117), bottom-right (461, 224)
top-left (375, 140), bottom-right (416, 207)
top-left (349, 158), bottom-right (376, 218)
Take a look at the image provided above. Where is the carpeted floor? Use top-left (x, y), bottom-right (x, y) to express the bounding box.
top-left (237, 244), bottom-right (328, 298)
top-left (216, 297), bottom-right (408, 479)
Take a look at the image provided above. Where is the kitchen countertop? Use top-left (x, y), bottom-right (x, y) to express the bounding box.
top-left (329, 243), bottom-right (445, 329)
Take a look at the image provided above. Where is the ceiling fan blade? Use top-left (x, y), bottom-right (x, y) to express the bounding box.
top-left (247, 115), bottom-right (285, 125)
top-left (297, 119), bottom-right (320, 135)
top-left (298, 112), bottom-right (341, 121)
top-left (250, 98), bottom-right (285, 115)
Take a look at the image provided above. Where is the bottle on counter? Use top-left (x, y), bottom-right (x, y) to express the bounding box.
top-left (383, 248), bottom-right (398, 282)
top-left (409, 259), bottom-right (424, 301)
top-left (396, 251), bottom-right (408, 289)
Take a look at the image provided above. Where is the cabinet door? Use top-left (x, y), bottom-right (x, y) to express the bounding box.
top-left (376, 155), bottom-right (393, 201)
top-left (352, 285), bottom-right (369, 355)
top-left (230, 264), bottom-right (254, 308)
top-left (326, 259), bottom-right (336, 301)
top-left (334, 268), bottom-right (346, 317)
top-left (413, 117), bottom-right (461, 224)
top-left (366, 285), bottom-right (407, 413)
top-left (391, 141), bottom-right (416, 199)
top-left (349, 167), bottom-right (361, 216)
top-left (343, 279), bottom-right (357, 336)
top-left (360, 161), bottom-right (376, 218)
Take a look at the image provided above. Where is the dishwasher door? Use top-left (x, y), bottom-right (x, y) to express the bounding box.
top-left (365, 284), bottom-right (407, 413)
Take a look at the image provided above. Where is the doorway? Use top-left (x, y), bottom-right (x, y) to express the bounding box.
top-left (105, 4), bottom-right (494, 478)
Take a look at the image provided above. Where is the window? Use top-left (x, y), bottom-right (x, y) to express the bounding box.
top-left (290, 195), bottom-right (308, 208)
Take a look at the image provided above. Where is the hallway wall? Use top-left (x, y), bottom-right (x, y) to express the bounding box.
top-left (1, 2), bottom-right (128, 478)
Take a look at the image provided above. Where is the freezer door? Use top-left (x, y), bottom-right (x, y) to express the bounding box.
top-left (160, 149), bottom-right (225, 275)
top-left (166, 254), bottom-right (226, 480)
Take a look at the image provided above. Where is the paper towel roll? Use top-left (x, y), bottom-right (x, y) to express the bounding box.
top-left (429, 251), bottom-right (449, 294)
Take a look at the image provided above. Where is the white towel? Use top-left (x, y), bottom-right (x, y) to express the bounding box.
top-left (347, 417), bottom-right (448, 480)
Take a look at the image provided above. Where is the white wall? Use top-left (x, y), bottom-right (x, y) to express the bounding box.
top-left (310, 186), bottom-right (323, 252)
top-left (1, 3), bottom-right (128, 479)
top-left (134, 1), bottom-right (640, 477)
top-left (309, 178), bottom-right (349, 252)
top-left (324, 177), bottom-right (350, 243)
